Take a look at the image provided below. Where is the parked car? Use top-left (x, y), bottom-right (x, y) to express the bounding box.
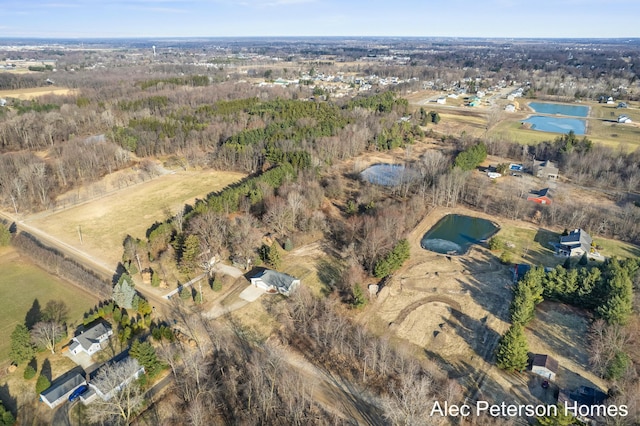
top-left (68, 385), bottom-right (88, 402)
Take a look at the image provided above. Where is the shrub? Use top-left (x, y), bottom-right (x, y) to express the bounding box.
top-left (35, 375), bottom-right (50, 394)
top-left (23, 365), bottom-right (36, 380)
top-left (211, 278), bottom-right (223, 292)
top-left (488, 236), bottom-right (505, 251)
top-left (499, 251), bottom-right (513, 265)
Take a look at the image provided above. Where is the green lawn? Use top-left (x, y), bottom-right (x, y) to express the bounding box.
top-left (0, 247), bottom-right (99, 363)
top-left (493, 224), bottom-right (640, 267)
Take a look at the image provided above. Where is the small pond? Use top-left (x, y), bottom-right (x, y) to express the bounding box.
top-left (420, 214), bottom-right (499, 255)
top-left (529, 102), bottom-right (589, 117)
top-left (360, 164), bottom-right (418, 187)
top-left (523, 116), bottom-right (586, 135)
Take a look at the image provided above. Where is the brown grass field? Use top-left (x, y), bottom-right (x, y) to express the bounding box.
top-left (27, 169), bottom-right (246, 267)
top-left (0, 86), bottom-right (76, 100)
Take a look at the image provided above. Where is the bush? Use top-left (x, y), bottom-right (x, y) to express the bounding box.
top-left (23, 365), bottom-right (36, 380)
top-left (179, 287), bottom-right (191, 300)
top-left (499, 251), bottom-right (513, 265)
top-left (35, 375), bottom-right (50, 394)
top-left (151, 272), bottom-right (160, 287)
top-left (211, 278), bottom-right (223, 292)
top-left (488, 236), bottom-right (505, 251)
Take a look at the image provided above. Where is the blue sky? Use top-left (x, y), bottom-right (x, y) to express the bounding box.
top-left (1, 0), bottom-right (639, 38)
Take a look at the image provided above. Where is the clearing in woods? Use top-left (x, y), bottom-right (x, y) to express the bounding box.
top-left (0, 246), bottom-right (99, 363)
top-left (0, 86), bottom-right (76, 100)
top-left (365, 206), bottom-right (608, 414)
top-left (27, 169), bottom-right (246, 267)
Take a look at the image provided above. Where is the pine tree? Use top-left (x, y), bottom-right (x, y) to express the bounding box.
top-left (9, 324), bottom-right (35, 364)
top-left (112, 274), bottom-right (137, 309)
top-left (0, 400), bottom-right (15, 426)
top-left (268, 242), bottom-right (281, 269)
top-left (536, 405), bottom-right (577, 426)
top-left (496, 325), bottom-right (529, 372)
top-left (35, 375), bottom-right (51, 394)
top-left (180, 234), bottom-right (201, 273)
top-left (130, 340), bottom-right (162, 378)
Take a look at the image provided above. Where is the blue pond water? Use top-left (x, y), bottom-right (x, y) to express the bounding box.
top-left (360, 164), bottom-right (418, 186)
top-left (524, 116), bottom-right (586, 135)
top-left (529, 102), bottom-right (588, 117)
top-left (421, 214), bottom-right (499, 255)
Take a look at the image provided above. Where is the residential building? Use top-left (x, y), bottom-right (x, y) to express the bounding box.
top-left (40, 372), bottom-right (87, 409)
top-left (617, 115), bottom-right (632, 124)
top-left (533, 160), bottom-right (559, 180)
top-left (557, 229), bottom-right (592, 257)
top-left (69, 321), bottom-right (113, 356)
top-left (527, 188), bottom-right (553, 205)
top-left (558, 386), bottom-right (607, 423)
top-left (89, 358), bottom-right (145, 402)
top-left (250, 269), bottom-right (300, 296)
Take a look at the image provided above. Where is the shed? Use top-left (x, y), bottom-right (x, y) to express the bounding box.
top-left (531, 354), bottom-right (559, 381)
top-left (40, 372), bottom-right (87, 409)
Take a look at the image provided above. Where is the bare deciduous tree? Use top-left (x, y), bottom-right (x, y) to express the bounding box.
top-left (31, 321), bottom-right (65, 354)
top-left (86, 358), bottom-right (145, 425)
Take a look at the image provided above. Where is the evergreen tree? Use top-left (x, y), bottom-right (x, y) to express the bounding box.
top-left (180, 234), bottom-right (201, 273)
top-left (112, 274), bottom-right (137, 309)
top-left (35, 375), bottom-right (50, 394)
top-left (130, 340), bottom-right (163, 378)
top-left (9, 324), bottom-right (35, 364)
top-left (0, 400), bottom-right (15, 426)
top-left (496, 325), bottom-right (529, 372)
top-left (536, 405), bottom-right (578, 426)
top-left (268, 242), bottom-right (282, 269)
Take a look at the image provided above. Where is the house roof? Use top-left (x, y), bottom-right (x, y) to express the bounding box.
top-left (558, 386), bottom-right (607, 407)
top-left (559, 229), bottom-right (592, 253)
top-left (74, 322), bottom-right (111, 351)
top-left (252, 269), bottom-right (299, 291)
top-left (535, 160), bottom-right (559, 174)
top-left (532, 354), bottom-right (559, 373)
top-left (537, 188), bottom-right (551, 197)
top-left (40, 372), bottom-right (86, 403)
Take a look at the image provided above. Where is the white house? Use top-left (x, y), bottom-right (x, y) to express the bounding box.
top-left (250, 269), bottom-right (300, 296)
top-left (436, 97), bottom-right (446, 104)
top-left (89, 358), bottom-right (145, 402)
top-left (504, 104), bottom-right (516, 113)
top-left (40, 372), bottom-right (86, 409)
top-left (618, 115), bottom-right (632, 124)
top-left (69, 322), bottom-right (113, 356)
top-left (557, 228), bottom-right (592, 257)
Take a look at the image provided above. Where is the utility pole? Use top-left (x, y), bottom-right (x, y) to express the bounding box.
top-left (77, 225), bottom-right (83, 244)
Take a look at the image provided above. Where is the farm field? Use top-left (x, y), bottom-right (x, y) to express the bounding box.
top-left (0, 86), bottom-right (76, 100)
top-left (0, 247), bottom-right (98, 363)
top-left (27, 169), bottom-right (246, 267)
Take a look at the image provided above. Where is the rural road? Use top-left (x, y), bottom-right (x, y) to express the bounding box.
top-left (0, 210), bottom-right (168, 310)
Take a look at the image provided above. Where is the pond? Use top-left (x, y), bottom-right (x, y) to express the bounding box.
top-left (529, 102), bottom-right (589, 118)
top-left (360, 164), bottom-right (418, 187)
top-left (420, 214), bottom-right (499, 255)
top-left (523, 116), bottom-right (586, 135)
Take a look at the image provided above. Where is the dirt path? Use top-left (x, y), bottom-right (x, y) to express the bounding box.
top-left (276, 343), bottom-right (386, 425)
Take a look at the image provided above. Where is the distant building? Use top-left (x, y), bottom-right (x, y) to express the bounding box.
top-left (250, 269), bottom-right (300, 296)
top-left (533, 160), bottom-right (559, 180)
top-left (436, 97), bottom-right (446, 104)
top-left (531, 354), bottom-right (559, 381)
top-left (0, 98), bottom-right (6, 107)
top-left (504, 104), bottom-right (516, 113)
top-left (617, 115), bottom-right (632, 124)
top-left (527, 188), bottom-right (553, 205)
top-left (557, 229), bottom-right (592, 257)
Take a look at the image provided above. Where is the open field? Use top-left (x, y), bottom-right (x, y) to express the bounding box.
top-left (0, 247), bottom-right (99, 363)
top-left (411, 95), bottom-right (640, 149)
top-left (0, 86), bottom-right (76, 100)
top-left (362, 204), bottom-right (632, 414)
top-left (27, 169), bottom-right (246, 267)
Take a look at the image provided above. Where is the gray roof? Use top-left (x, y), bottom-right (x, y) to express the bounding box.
top-left (534, 160), bottom-right (559, 176)
top-left (40, 372), bottom-right (86, 403)
top-left (75, 322), bottom-right (111, 351)
top-left (559, 229), bottom-right (592, 253)
top-left (253, 269), bottom-right (298, 291)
